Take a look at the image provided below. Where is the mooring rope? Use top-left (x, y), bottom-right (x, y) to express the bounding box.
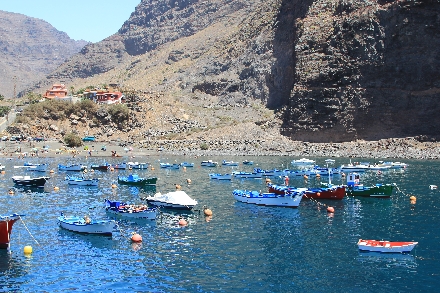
top-left (18, 215), bottom-right (40, 246)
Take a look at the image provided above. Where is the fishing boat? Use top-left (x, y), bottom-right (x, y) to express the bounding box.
top-left (232, 171), bottom-right (263, 179)
top-left (111, 163), bottom-right (127, 170)
top-left (58, 164), bottom-right (87, 171)
top-left (201, 160), bottom-right (218, 167)
top-left (144, 190), bottom-right (197, 210)
top-left (346, 173), bottom-right (395, 197)
top-left (11, 175), bottom-right (50, 187)
top-left (209, 173), bottom-right (232, 180)
top-left (180, 162), bottom-right (194, 167)
top-left (127, 162), bottom-right (149, 169)
top-left (357, 239), bottom-right (418, 253)
top-left (222, 160), bottom-right (239, 166)
top-left (105, 200), bottom-right (157, 220)
top-left (291, 158), bottom-right (316, 166)
top-left (253, 168), bottom-right (288, 177)
top-left (339, 162), bottom-right (369, 172)
top-left (242, 160), bottom-right (254, 165)
top-left (117, 174), bottom-right (158, 186)
top-left (160, 163), bottom-right (180, 169)
top-left (65, 175), bottom-right (99, 186)
top-left (58, 213), bottom-right (115, 235)
top-left (232, 189), bottom-right (304, 207)
top-left (90, 163), bottom-right (111, 171)
top-left (25, 163), bottom-right (48, 172)
top-left (267, 183), bottom-right (345, 200)
top-left (0, 214), bottom-right (23, 249)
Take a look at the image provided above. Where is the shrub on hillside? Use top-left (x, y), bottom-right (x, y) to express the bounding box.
top-left (63, 133), bottom-right (83, 147)
top-left (107, 104), bottom-right (129, 123)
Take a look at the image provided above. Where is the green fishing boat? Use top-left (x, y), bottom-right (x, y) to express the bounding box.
top-left (346, 172), bottom-right (395, 198)
top-left (118, 174), bottom-right (157, 186)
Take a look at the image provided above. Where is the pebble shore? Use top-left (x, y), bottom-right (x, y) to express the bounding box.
top-left (3, 136), bottom-right (439, 160)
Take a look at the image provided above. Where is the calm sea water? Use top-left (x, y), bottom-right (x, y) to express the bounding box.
top-left (0, 155), bottom-right (439, 292)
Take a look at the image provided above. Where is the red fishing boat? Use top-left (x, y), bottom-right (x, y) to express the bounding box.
top-left (357, 239), bottom-right (418, 253)
top-left (267, 183), bottom-right (345, 200)
top-left (0, 214), bottom-right (22, 249)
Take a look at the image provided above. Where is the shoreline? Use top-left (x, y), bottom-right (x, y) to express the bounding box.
top-left (0, 136), bottom-right (439, 160)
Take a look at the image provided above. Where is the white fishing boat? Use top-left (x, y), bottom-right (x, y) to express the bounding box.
top-left (232, 189), bottom-right (304, 207)
top-left (111, 163), bottom-right (127, 170)
top-left (209, 173), bottom-right (232, 180)
top-left (144, 190), bottom-right (197, 210)
top-left (232, 171), bottom-right (263, 179)
top-left (222, 160), bottom-right (239, 166)
top-left (25, 163), bottom-right (49, 172)
top-left (357, 239), bottom-right (418, 253)
top-left (201, 160), bottom-right (218, 167)
top-left (65, 175), bottom-right (99, 186)
top-left (58, 164), bottom-right (87, 171)
top-left (58, 213), bottom-right (115, 235)
top-left (291, 158), bottom-right (316, 166)
top-left (127, 162), bottom-right (150, 169)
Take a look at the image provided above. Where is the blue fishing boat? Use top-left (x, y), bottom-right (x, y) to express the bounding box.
top-left (118, 174), bottom-right (158, 185)
top-left (58, 213), bottom-right (115, 235)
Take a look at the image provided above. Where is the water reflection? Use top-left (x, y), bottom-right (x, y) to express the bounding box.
top-left (57, 229), bottom-right (115, 250)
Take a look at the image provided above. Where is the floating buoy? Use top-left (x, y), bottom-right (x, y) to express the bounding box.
top-left (23, 245), bottom-right (33, 255)
top-left (50, 170), bottom-right (54, 173)
top-left (410, 200), bottom-right (416, 205)
top-left (265, 178), bottom-right (271, 183)
top-left (111, 184), bottom-right (117, 188)
top-left (316, 173), bottom-right (321, 178)
top-left (178, 218), bottom-right (187, 226)
top-left (151, 167), bottom-right (155, 171)
top-left (303, 175), bottom-right (308, 180)
top-left (53, 186), bottom-right (59, 191)
top-left (409, 195), bottom-right (416, 201)
top-left (175, 184), bottom-right (181, 190)
top-left (327, 206), bottom-right (335, 213)
top-left (317, 192), bottom-right (321, 197)
top-left (1, 170), bottom-right (5, 175)
top-left (131, 233), bottom-right (142, 243)
top-left (110, 167), bottom-right (114, 171)
top-left (183, 166), bottom-right (186, 171)
top-left (8, 189), bottom-right (14, 195)
top-left (204, 206), bottom-right (213, 216)
top-left (429, 185), bottom-right (437, 190)
top-left (187, 178), bottom-right (192, 185)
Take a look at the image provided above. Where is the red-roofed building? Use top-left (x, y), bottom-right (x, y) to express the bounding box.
top-left (43, 84), bottom-right (68, 99)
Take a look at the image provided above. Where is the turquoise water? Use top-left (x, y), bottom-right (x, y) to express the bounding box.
top-left (0, 155), bottom-right (439, 292)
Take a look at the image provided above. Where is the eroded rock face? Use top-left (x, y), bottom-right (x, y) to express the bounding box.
top-left (27, 0), bottom-right (440, 143)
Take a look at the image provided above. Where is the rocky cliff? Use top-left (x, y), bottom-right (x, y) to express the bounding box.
top-left (0, 10), bottom-right (88, 98)
top-left (24, 0), bottom-right (440, 143)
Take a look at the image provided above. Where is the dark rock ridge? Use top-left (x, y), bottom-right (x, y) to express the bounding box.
top-left (27, 0), bottom-right (440, 143)
top-left (0, 10), bottom-right (88, 97)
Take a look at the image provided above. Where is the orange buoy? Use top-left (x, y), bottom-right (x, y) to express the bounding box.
top-left (1, 170), bottom-right (5, 175)
top-left (50, 170), bottom-right (54, 174)
top-left (151, 166), bottom-right (155, 170)
top-left (410, 200), bottom-right (416, 205)
top-left (178, 218), bottom-right (187, 226)
top-left (175, 184), bottom-right (182, 190)
top-left (327, 206), bottom-right (335, 213)
top-left (316, 173), bottom-right (320, 178)
top-left (183, 166), bottom-right (186, 171)
top-left (110, 167), bottom-right (114, 171)
top-left (303, 175), bottom-right (308, 180)
top-left (317, 192), bottom-right (321, 197)
top-left (8, 189), bottom-right (14, 195)
top-left (111, 184), bottom-right (117, 188)
top-left (54, 186), bottom-right (59, 191)
top-left (131, 233), bottom-right (142, 243)
top-left (409, 195), bottom-right (416, 201)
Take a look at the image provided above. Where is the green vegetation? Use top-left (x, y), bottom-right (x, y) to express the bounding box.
top-left (63, 133), bottom-right (83, 147)
top-left (0, 94), bottom-right (4, 101)
top-left (107, 104), bottom-right (130, 123)
top-left (0, 106), bottom-right (10, 117)
top-left (24, 92), bottom-right (42, 104)
top-left (200, 142), bottom-right (209, 150)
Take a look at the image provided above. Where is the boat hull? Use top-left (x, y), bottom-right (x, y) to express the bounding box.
top-left (58, 164), bottom-right (86, 171)
top-left (209, 173), bottom-right (232, 180)
top-left (346, 184), bottom-right (394, 197)
top-left (357, 239), bottom-right (418, 253)
top-left (105, 208), bottom-right (157, 220)
top-left (66, 178), bottom-right (99, 186)
top-left (12, 176), bottom-right (49, 187)
top-left (144, 191), bottom-right (197, 210)
top-left (58, 216), bottom-right (115, 235)
top-left (233, 190), bottom-right (303, 207)
top-left (0, 215), bottom-right (21, 249)
top-left (268, 184), bottom-right (345, 200)
top-left (118, 177), bottom-right (158, 186)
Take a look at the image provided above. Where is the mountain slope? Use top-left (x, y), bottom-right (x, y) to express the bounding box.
top-left (0, 10), bottom-right (88, 97)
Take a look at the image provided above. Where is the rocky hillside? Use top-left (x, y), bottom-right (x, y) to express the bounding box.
top-left (0, 10), bottom-right (88, 98)
top-left (22, 0), bottom-right (440, 144)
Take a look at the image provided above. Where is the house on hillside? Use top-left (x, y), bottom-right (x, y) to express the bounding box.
top-left (43, 84), bottom-right (68, 99)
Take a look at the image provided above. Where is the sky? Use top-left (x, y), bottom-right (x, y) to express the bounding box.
top-left (0, 0), bottom-right (141, 42)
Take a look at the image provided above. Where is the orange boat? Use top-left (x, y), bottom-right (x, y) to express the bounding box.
top-left (357, 239), bottom-right (418, 253)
